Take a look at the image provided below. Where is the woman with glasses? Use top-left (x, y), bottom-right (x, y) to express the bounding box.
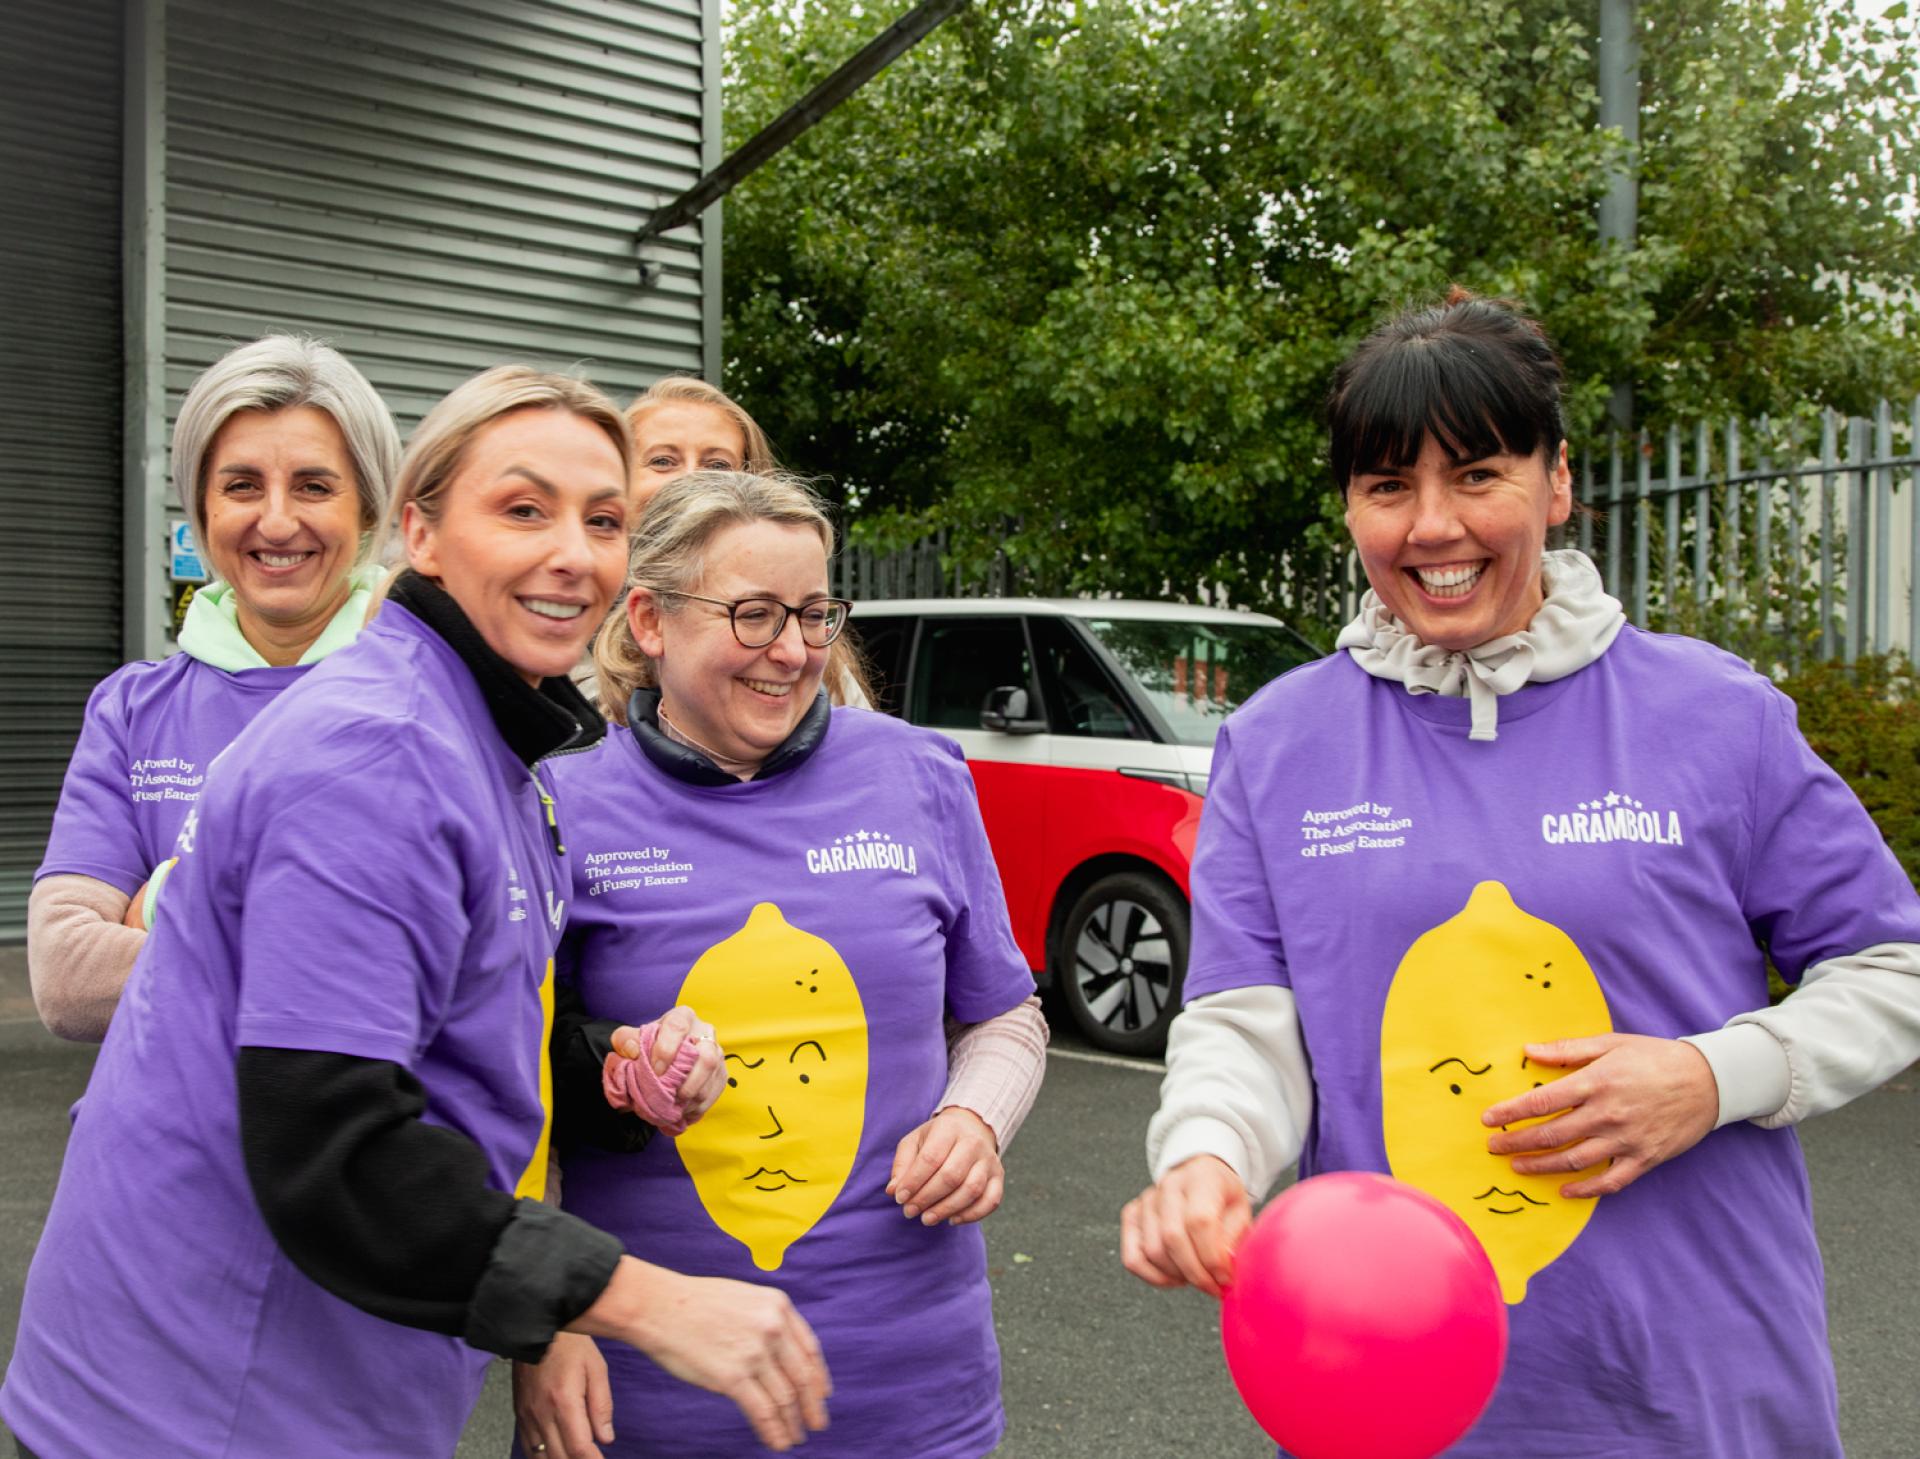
top-left (513, 470), bottom-right (1045, 1459)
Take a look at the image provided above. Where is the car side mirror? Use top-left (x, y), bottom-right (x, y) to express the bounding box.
top-left (980, 685), bottom-right (1046, 734)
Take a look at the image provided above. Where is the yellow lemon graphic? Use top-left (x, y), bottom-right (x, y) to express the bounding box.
top-left (1380, 880), bottom-right (1612, 1304)
top-left (675, 903), bottom-right (868, 1271)
top-left (512, 958), bottom-right (558, 1202)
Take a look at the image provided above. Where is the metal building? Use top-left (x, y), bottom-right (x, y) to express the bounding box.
top-left (0, 0), bottom-right (722, 937)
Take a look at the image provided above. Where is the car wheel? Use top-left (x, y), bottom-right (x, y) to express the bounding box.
top-left (1054, 871), bottom-right (1188, 1056)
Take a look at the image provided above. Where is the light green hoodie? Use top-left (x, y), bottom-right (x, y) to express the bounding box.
top-left (176, 564), bottom-right (383, 672)
top-left (144, 563), bottom-right (382, 924)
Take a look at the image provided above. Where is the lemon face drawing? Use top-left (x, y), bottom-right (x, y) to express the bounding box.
top-left (1380, 880), bottom-right (1612, 1304)
top-left (675, 903), bottom-right (868, 1270)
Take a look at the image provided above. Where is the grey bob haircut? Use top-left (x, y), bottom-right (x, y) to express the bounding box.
top-left (170, 335), bottom-right (401, 560)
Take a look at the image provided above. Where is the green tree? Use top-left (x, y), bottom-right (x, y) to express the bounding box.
top-left (721, 0), bottom-right (1920, 622)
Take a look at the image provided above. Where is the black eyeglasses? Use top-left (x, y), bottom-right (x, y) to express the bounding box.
top-left (676, 592), bottom-right (853, 649)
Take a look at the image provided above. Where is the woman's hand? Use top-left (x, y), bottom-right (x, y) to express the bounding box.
top-left (608, 1005), bottom-right (725, 1125)
top-left (122, 879), bottom-right (149, 932)
top-left (1119, 1154), bottom-right (1250, 1298)
top-left (887, 1107), bottom-right (1004, 1226)
top-left (1481, 1033), bottom-right (1720, 1198)
top-left (514, 1332), bottom-right (614, 1458)
top-left (572, 1256), bottom-right (829, 1453)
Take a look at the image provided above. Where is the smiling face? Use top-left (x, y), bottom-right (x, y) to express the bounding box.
top-left (630, 519), bottom-right (831, 763)
top-left (403, 407), bottom-right (629, 685)
top-left (200, 406), bottom-right (365, 663)
top-left (1344, 434), bottom-right (1572, 652)
top-left (630, 400), bottom-right (748, 512)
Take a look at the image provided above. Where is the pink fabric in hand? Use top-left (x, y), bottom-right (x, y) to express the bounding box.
top-left (602, 1021), bottom-right (703, 1136)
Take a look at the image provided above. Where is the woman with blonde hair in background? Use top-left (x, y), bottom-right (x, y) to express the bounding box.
top-left (28, 334), bottom-right (399, 1040)
top-left (512, 470), bottom-right (1048, 1459)
top-left (3, 369), bottom-right (826, 1459)
top-left (627, 376), bottom-right (776, 507)
top-left (625, 376), bottom-right (871, 707)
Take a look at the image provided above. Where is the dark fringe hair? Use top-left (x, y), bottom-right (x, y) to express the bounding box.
top-left (1326, 286), bottom-right (1566, 490)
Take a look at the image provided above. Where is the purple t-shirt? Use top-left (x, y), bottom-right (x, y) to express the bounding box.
top-left (545, 709), bottom-right (1034, 1459)
top-left (1183, 627), bottom-right (1920, 1459)
top-left (38, 652), bottom-right (307, 894)
top-left (2, 603), bottom-right (569, 1459)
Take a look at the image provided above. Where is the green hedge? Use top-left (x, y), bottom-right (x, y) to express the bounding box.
top-left (1777, 654), bottom-right (1920, 888)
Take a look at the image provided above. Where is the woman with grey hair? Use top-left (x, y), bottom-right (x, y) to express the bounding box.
top-left (27, 333), bottom-right (399, 1039)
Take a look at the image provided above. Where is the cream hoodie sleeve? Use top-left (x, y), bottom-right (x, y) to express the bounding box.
top-left (1146, 985), bottom-right (1314, 1196)
top-left (27, 873), bottom-right (142, 1041)
top-left (1682, 943), bottom-right (1920, 1127)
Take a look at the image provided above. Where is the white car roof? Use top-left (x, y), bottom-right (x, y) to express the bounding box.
top-left (850, 596), bottom-right (1290, 628)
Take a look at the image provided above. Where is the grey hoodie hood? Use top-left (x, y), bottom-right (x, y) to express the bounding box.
top-left (1334, 548), bottom-right (1626, 742)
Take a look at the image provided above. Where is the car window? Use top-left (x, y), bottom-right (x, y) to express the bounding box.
top-left (1077, 617), bottom-right (1320, 746)
top-left (845, 614), bottom-right (913, 717)
top-left (909, 617), bottom-right (1037, 730)
top-left (1029, 616), bottom-right (1145, 740)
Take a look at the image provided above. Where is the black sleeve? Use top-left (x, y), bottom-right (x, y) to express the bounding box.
top-left (237, 1047), bottom-right (623, 1362)
top-left (551, 977), bottom-right (659, 1156)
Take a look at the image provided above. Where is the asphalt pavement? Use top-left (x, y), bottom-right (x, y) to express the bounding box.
top-left (0, 956), bottom-right (1914, 1457)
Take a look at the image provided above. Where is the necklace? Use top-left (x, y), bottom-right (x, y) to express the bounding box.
top-left (657, 701), bottom-right (764, 779)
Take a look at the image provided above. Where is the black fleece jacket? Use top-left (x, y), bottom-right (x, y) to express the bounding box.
top-left (237, 572), bottom-right (622, 1363)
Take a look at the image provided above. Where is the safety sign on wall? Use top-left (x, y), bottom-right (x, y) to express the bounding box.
top-left (171, 581), bottom-right (199, 634)
top-left (169, 520), bottom-right (208, 583)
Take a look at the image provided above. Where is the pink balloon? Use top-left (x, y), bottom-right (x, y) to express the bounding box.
top-left (1220, 1172), bottom-right (1507, 1459)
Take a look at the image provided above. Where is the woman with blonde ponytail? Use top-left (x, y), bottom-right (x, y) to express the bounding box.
top-left (4, 371), bottom-right (826, 1459)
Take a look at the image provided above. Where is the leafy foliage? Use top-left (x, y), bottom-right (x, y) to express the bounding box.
top-left (1778, 653), bottom-right (1920, 887)
top-left (721, 0), bottom-right (1920, 610)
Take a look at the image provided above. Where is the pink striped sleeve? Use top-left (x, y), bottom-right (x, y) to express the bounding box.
top-left (937, 995), bottom-right (1049, 1150)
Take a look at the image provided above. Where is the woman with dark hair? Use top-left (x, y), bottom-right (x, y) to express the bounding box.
top-left (1121, 289), bottom-right (1920, 1455)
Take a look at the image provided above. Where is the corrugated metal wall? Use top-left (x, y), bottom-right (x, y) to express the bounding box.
top-left (0, 0), bottom-right (125, 939)
top-left (164, 0), bottom-right (717, 432)
top-left (1, 0), bottom-right (719, 939)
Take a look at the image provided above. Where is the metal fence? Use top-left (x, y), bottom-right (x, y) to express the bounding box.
top-left (831, 523), bottom-right (1361, 635)
top-left (1578, 400), bottom-right (1920, 670)
top-left (829, 531), bottom-right (956, 601)
top-left (833, 398), bottom-right (1920, 670)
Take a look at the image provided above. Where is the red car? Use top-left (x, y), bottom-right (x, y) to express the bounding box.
top-left (849, 598), bottom-right (1319, 1054)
